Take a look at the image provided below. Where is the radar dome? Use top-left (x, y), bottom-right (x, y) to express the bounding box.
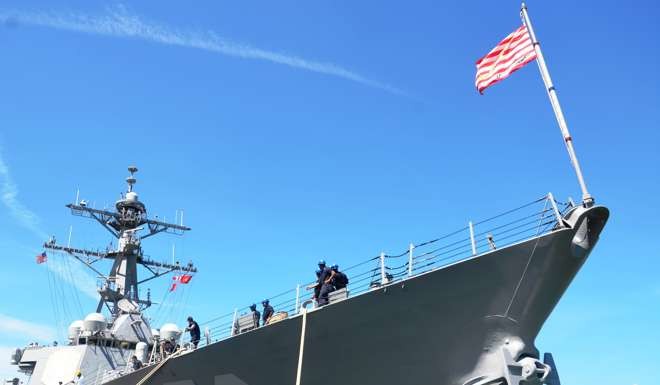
top-left (83, 313), bottom-right (107, 333)
top-left (135, 342), bottom-right (149, 363)
top-left (68, 320), bottom-right (84, 341)
top-left (126, 191), bottom-right (139, 202)
top-left (160, 323), bottom-right (181, 342)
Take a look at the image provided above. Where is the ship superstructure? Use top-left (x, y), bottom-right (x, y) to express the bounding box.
top-left (8, 178), bottom-right (609, 385)
top-left (10, 167), bottom-right (196, 385)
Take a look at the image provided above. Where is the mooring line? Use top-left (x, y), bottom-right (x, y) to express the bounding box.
top-left (295, 306), bottom-right (309, 385)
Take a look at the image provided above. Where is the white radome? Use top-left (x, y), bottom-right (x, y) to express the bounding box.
top-left (159, 323), bottom-right (181, 342)
top-left (126, 191), bottom-right (139, 202)
top-left (68, 320), bottom-right (84, 340)
top-left (83, 313), bottom-right (107, 332)
top-left (135, 342), bottom-right (149, 363)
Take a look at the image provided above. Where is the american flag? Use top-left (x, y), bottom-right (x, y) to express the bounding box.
top-left (475, 25), bottom-right (537, 94)
top-left (36, 251), bottom-right (47, 264)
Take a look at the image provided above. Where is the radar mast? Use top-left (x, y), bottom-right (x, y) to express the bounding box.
top-left (44, 166), bottom-right (197, 318)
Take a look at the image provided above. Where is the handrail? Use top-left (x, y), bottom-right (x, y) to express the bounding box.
top-left (181, 194), bottom-right (571, 347)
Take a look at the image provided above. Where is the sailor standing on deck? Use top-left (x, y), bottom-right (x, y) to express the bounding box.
top-left (161, 337), bottom-right (176, 357)
top-left (185, 316), bottom-right (201, 349)
top-left (130, 355), bottom-right (143, 371)
top-left (312, 270), bottom-right (321, 302)
top-left (262, 300), bottom-right (274, 325)
top-left (250, 303), bottom-right (261, 328)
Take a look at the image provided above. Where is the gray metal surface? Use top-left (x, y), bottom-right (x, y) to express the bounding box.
top-left (103, 204), bottom-right (608, 385)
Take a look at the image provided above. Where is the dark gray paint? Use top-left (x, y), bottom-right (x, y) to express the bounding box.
top-left (108, 205), bottom-right (608, 385)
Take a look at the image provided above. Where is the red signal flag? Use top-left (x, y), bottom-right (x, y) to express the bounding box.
top-left (179, 274), bottom-right (192, 284)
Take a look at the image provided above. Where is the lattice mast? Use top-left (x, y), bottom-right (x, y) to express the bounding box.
top-left (44, 166), bottom-right (196, 318)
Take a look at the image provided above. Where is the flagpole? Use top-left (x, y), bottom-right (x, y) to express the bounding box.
top-left (521, 2), bottom-right (594, 206)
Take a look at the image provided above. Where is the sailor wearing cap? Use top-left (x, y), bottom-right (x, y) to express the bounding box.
top-left (311, 260), bottom-right (335, 306)
top-left (261, 300), bottom-right (274, 325)
top-left (249, 303), bottom-right (261, 328)
top-left (185, 316), bottom-right (201, 349)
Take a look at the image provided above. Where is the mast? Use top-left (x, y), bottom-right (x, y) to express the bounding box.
top-left (521, 2), bottom-right (594, 206)
top-left (44, 166), bottom-right (197, 318)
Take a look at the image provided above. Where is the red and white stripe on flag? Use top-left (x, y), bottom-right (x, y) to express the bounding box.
top-left (475, 25), bottom-right (537, 94)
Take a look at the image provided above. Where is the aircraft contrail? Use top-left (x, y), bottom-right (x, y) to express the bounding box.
top-left (0, 6), bottom-right (405, 95)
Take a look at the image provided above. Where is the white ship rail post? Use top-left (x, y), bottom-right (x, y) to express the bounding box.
top-left (380, 252), bottom-right (386, 284)
top-left (295, 284), bottom-right (301, 314)
top-left (469, 221), bottom-right (477, 255)
top-left (547, 192), bottom-right (565, 228)
top-left (408, 243), bottom-right (414, 277)
top-left (521, 2), bottom-right (594, 206)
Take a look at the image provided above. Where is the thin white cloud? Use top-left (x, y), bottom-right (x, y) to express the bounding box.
top-left (0, 314), bottom-right (56, 341)
top-left (0, 152), bottom-right (48, 240)
top-left (0, 148), bottom-right (98, 300)
top-left (0, 5), bottom-right (405, 95)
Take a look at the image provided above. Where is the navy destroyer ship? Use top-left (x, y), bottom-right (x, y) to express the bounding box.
top-left (8, 166), bottom-right (609, 385)
top-left (8, 4), bottom-right (609, 384)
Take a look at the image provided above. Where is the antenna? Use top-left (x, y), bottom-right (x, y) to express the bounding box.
top-left (127, 166), bottom-right (138, 193)
top-left (44, 165), bottom-right (196, 318)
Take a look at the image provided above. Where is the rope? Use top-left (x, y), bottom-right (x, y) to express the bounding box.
top-left (62, 248), bottom-right (84, 319)
top-left (44, 257), bottom-right (63, 342)
top-left (503, 199), bottom-right (549, 317)
top-left (473, 196), bottom-right (547, 226)
top-left (135, 348), bottom-right (185, 385)
top-left (295, 304), bottom-right (310, 385)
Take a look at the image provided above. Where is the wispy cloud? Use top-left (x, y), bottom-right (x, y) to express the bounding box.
top-left (0, 319), bottom-right (54, 379)
top-left (0, 314), bottom-right (56, 341)
top-left (0, 152), bottom-right (47, 240)
top-left (0, 148), bottom-right (98, 300)
top-left (0, 5), bottom-right (405, 95)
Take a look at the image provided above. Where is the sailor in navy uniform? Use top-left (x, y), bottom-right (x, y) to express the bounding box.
top-left (262, 300), bottom-right (274, 325)
top-left (316, 260), bottom-right (335, 306)
top-left (250, 303), bottom-right (261, 328)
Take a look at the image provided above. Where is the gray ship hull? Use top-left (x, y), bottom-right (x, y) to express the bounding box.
top-left (108, 205), bottom-right (608, 385)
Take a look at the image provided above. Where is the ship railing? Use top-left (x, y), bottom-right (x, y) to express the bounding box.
top-left (198, 193), bottom-right (573, 346)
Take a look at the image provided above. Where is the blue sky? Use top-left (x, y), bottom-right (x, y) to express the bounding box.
top-left (0, 0), bottom-right (658, 383)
